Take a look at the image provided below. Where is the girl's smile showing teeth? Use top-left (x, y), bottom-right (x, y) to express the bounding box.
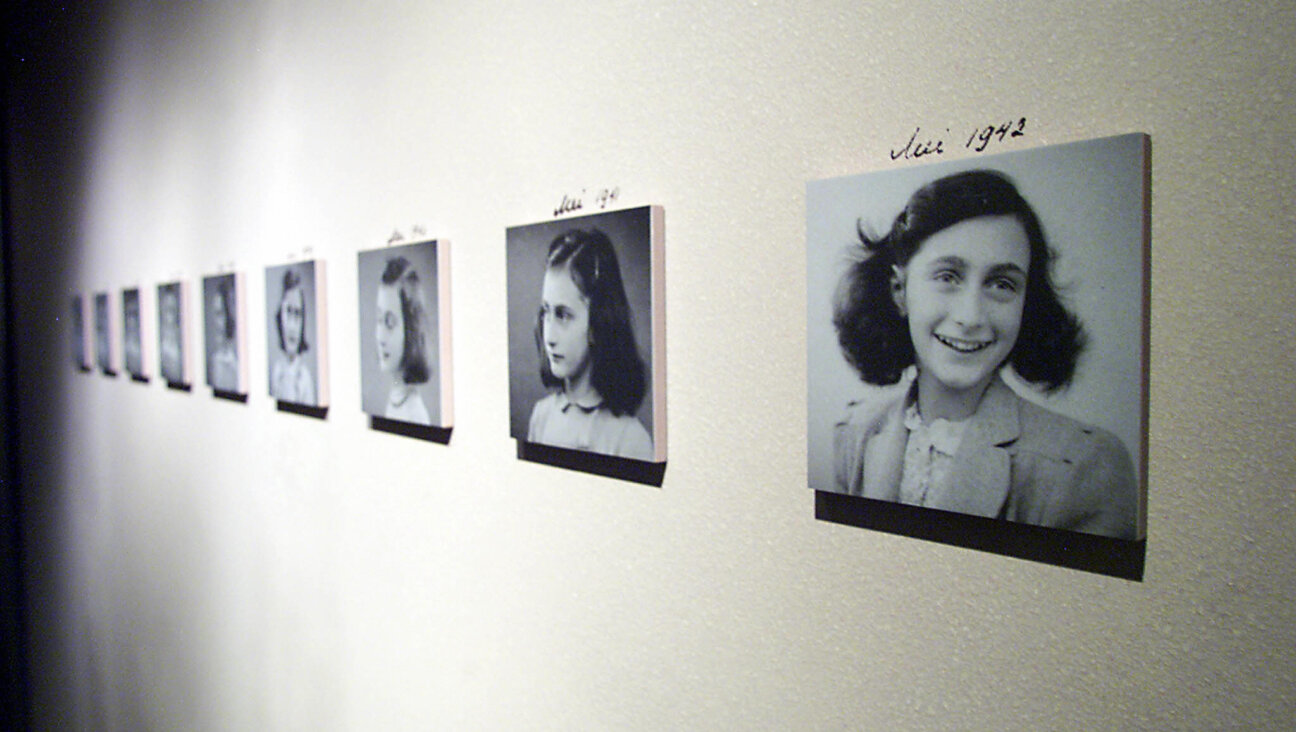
top-left (934, 333), bottom-right (994, 353)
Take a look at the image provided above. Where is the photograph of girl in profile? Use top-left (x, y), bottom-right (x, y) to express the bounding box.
top-left (507, 207), bottom-right (664, 463)
top-left (265, 262), bottom-right (325, 407)
top-left (528, 229), bottom-right (651, 459)
top-left (376, 257), bottom-right (431, 423)
top-left (807, 135), bottom-right (1147, 542)
top-left (357, 241), bottom-right (447, 428)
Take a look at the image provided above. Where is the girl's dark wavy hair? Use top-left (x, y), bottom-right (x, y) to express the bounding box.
top-left (275, 267), bottom-right (308, 354)
top-left (833, 169), bottom-right (1085, 392)
top-left (381, 256), bottom-right (431, 385)
top-left (535, 228), bottom-right (647, 416)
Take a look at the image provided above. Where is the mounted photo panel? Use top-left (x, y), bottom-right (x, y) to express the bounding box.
top-left (203, 272), bottom-right (248, 396)
top-left (506, 205), bottom-right (666, 464)
top-left (122, 287), bottom-right (148, 381)
top-left (807, 134), bottom-right (1148, 573)
top-left (71, 295), bottom-right (90, 371)
top-left (265, 260), bottom-right (328, 408)
top-left (158, 280), bottom-right (190, 388)
top-left (94, 292), bottom-right (115, 376)
top-left (356, 240), bottom-right (453, 428)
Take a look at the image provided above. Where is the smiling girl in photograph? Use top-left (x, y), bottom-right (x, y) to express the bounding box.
top-left (832, 169), bottom-right (1137, 539)
top-left (527, 228), bottom-right (653, 460)
top-left (374, 256), bottom-right (432, 425)
top-left (270, 267), bottom-right (315, 404)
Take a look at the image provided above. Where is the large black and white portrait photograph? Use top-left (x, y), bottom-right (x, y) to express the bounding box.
top-left (94, 292), bottom-right (114, 375)
top-left (122, 287), bottom-right (146, 380)
top-left (203, 273), bottom-right (246, 395)
top-left (71, 295), bottom-right (89, 371)
top-left (264, 260), bottom-right (328, 408)
top-left (357, 240), bottom-right (453, 428)
top-left (157, 281), bottom-right (188, 387)
top-left (506, 205), bottom-right (666, 463)
top-left (807, 134), bottom-right (1148, 544)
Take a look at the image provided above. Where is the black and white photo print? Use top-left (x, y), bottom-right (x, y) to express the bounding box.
top-left (94, 292), bottom-right (114, 375)
top-left (71, 295), bottom-right (89, 371)
top-left (158, 281), bottom-right (188, 387)
top-left (357, 240), bottom-right (453, 428)
top-left (122, 288), bottom-right (146, 380)
top-left (808, 134), bottom-right (1148, 542)
top-left (265, 260), bottom-right (328, 408)
top-left (507, 206), bottom-right (666, 463)
top-left (203, 273), bottom-right (246, 395)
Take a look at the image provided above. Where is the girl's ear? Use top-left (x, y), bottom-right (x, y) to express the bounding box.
top-left (890, 265), bottom-right (907, 317)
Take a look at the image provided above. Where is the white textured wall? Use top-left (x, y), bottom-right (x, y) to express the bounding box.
top-left (8, 1), bottom-right (1296, 729)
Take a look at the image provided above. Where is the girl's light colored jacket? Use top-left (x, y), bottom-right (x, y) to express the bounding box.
top-left (833, 375), bottom-right (1139, 540)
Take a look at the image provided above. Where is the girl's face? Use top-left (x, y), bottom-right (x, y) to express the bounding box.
top-left (161, 292), bottom-right (179, 340)
top-left (280, 286), bottom-right (305, 354)
top-left (895, 215), bottom-right (1029, 409)
top-left (375, 284), bottom-right (404, 376)
top-left (540, 265), bottom-right (592, 386)
top-left (212, 293), bottom-right (228, 339)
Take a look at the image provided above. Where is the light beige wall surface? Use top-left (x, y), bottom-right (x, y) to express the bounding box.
top-left (7, 1), bottom-right (1296, 729)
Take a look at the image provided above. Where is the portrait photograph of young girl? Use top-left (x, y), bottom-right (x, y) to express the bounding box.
top-left (807, 134), bottom-right (1147, 542)
top-left (265, 260), bottom-right (328, 408)
top-left (356, 240), bottom-right (452, 428)
top-left (71, 295), bottom-right (90, 371)
top-left (506, 205), bottom-right (666, 463)
top-left (122, 287), bottom-right (147, 380)
top-left (203, 273), bottom-right (246, 395)
top-left (158, 281), bottom-right (188, 387)
top-left (94, 292), bottom-right (114, 375)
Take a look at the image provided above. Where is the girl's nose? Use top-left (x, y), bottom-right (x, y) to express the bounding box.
top-left (951, 289), bottom-right (985, 328)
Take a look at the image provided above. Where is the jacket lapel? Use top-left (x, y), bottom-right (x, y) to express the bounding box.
top-left (861, 399), bottom-right (906, 502)
top-left (924, 377), bottom-right (1021, 518)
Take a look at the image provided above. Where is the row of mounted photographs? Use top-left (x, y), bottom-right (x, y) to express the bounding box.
top-left (71, 204), bottom-right (668, 465)
top-left (69, 133), bottom-right (1149, 551)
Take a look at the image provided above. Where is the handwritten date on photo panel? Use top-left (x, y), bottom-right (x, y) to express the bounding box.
top-left (890, 118), bottom-right (1028, 161)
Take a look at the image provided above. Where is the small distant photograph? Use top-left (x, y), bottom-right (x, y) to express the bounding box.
top-left (122, 288), bottom-right (146, 379)
top-left (158, 281), bottom-right (188, 387)
top-left (265, 260), bottom-right (328, 408)
top-left (356, 240), bottom-right (452, 427)
top-left (94, 292), bottom-right (114, 374)
top-left (807, 133), bottom-right (1148, 542)
top-left (71, 295), bottom-right (89, 370)
top-left (203, 273), bottom-right (246, 394)
top-left (506, 205), bottom-right (666, 462)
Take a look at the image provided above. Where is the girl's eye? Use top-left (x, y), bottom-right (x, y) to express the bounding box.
top-left (986, 277), bottom-right (1022, 301)
top-left (932, 270), bottom-right (960, 286)
top-left (990, 277), bottom-right (1020, 293)
top-left (382, 312), bottom-right (398, 329)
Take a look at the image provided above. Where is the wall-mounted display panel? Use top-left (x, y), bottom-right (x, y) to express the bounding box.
top-left (265, 260), bottom-right (328, 408)
top-left (356, 240), bottom-right (453, 428)
top-left (507, 206), bottom-right (666, 463)
top-left (157, 281), bottom-right (190, 388)
top-left (807, 134), bottom-right (1148, 557)
top-left (94, 292), bottom-right (115, 376)
top-left (122, 287), bottom-right (147, 381)
top-left (203, 273), bottom-right (248, 395)
top-left (71, 295), bottom-right (89, 371)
